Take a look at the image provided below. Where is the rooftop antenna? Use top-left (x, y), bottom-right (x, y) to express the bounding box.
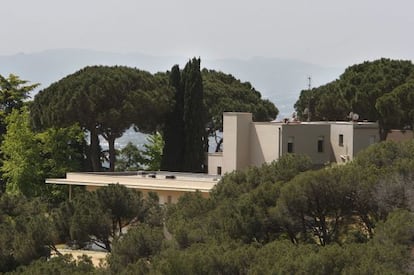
top-left (307, 76), bottom-right (312, 122)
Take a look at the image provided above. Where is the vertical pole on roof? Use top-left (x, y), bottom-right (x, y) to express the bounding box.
top-left (278, 127), bottom-right (281, 159)
top-left (307, 76), bottom-right (312, 122)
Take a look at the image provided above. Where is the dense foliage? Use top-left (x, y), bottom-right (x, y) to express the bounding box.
top-left (30, 63), bottom-right (277, 173)
top-left (51, 184), bottom-right (162, 253)
top-left (30, 66), bottom-right (172, 171)
top-left (294, 58), bottom-right (414, 139)
top-left (48, 140), bottom-right (412, 274)
top-left (141, 141), bottom-right (414, 274)
top-left (116, 132), bottom-right (164, 172)
top-left (0, 74), bottom-right (39, 192)
top-left (1, 108), bottom-right (86, 201)
top-left (1, 59), bottom-right (414, 273)
top-left (0, 74), bottom-right (38, 138)
top-left (202, 69), bottom-right (279, 151)
top-left (0, 195), bottom-right (57, 273)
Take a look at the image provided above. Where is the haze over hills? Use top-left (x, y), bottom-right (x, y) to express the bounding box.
top-left (0, 48), bottom-right (342, 118)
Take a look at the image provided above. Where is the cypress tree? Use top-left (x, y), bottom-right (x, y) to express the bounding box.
top-left (161, 58), bottom-right (206, 172)
top-left (182, 58), bottom-right (206, 172)
top-left (161, 65), bottom-right (185, 171)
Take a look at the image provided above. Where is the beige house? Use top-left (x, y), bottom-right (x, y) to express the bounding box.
top-left (208, 112), bottom-right (379, 175)
top-left (47, 112), bottom-right (379, 201)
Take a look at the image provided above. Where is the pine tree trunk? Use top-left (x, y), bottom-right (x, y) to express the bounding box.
top-left (90, 128), bottom-right (101, 171)
top-left (108, 136), bottom-right (116, 172)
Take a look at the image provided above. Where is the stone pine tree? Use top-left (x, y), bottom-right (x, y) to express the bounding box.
top-left (31, 66), bottom-right (170, 172)
top-left (182, 58), bottom-right (206, 172)
top-left (162, 58), bottom-right (206, 173)
top-left (161, 65), bottom-right (185, 171)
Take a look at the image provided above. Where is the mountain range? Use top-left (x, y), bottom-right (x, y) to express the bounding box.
top-left (0, 49), bottom-right (343, 118)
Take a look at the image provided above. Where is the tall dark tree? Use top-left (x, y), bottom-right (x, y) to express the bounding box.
top-left (161, 61), bottom-right (279, 171)
top-left (161, 59), bottom-right (207, 172)
top-left (161, 65), bottom-right (185, 171)
top-left (182, 58), bottom-right (206, 172)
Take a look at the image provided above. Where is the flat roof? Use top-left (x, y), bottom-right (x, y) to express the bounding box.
top-left (46, 171), bottom-right (220, 193)
top-left (265, 121), bottom-right (378, 129)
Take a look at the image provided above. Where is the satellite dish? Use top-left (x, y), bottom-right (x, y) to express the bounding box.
top-left (352, 113), bottom-right (359, 121)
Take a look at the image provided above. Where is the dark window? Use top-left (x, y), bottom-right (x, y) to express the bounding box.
top-left (217, 166), bottom-right (222, 175)
top-left (318, 136), bottom-right (324, 153)
top-left (339, 134), bottom-right (344, 146)
top-left (287, 137), bottom-right (294, 153)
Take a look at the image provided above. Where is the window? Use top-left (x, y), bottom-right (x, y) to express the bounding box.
top-left (167, 196), bottom-right (172, 204)
top-left (217, 166), bottom-right (222, 175)
top-left (287, 136), bottom-right (294, 153)
top-left (339, 134), bottom-right (344, 146)
top-left (317, 136), bottom-right (324, 153)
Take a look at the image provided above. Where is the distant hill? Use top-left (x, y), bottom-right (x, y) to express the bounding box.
top-left (0, 49), bottom-right (342, 118)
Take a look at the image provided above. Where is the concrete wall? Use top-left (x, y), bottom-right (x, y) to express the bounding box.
top-left (330, 123), bottom-right (354, 163)
top-left (209, 112), bottom-right (379, 174)
top-left (208, 152), bottom-right (223, 175)
top-left (353, 125), bottom-right (379, 157)
top-left (222, 112), bottom-right (252, 174)
top-left (249, 123), bottom-right (280, 167)
top-left (281, 123), bottom-right (332, 165)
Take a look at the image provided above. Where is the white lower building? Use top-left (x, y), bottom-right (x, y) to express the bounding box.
top-left (46, 171), bottom-right (219, 203)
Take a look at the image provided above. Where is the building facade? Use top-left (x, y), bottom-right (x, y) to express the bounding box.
top-left (46, 112), bottom-right (379, 202)
top-left (208, 112), bottom-right (379, 175)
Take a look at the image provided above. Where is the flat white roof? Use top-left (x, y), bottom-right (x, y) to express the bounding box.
top-left (46, 171), bottom-right (220, 193)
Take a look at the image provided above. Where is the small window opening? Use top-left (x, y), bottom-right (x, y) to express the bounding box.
top-left (287, 137), bottom-right (294, 153)
top-left (318, 136), bottom-right (324, 153)
top-left (339, 134), bottom-right (344, 146)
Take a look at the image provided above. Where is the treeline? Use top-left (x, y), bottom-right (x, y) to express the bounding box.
top-left (0, 58), bottom-right (278, 273)
top-left (30, 59), bottom-right (278, 173)
top-left (1, 57), bottom-right (414, 273)
top-left (2, 139), bottom-right (413, 274)
top-left (295, 58), bottom-right (414, 140)
top-left (0, 58), bottom-right (277, 197)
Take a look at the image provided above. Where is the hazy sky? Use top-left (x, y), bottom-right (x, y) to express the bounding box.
top-left (1, 0), bottom-right (413, 66)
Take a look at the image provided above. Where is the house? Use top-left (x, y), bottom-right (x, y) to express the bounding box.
top-left (208, 112), bottom-right (379, 175)
top-left (46, 171), bottom-right (219, 203)
top-left (46, 112), bottom-right (379, 202)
